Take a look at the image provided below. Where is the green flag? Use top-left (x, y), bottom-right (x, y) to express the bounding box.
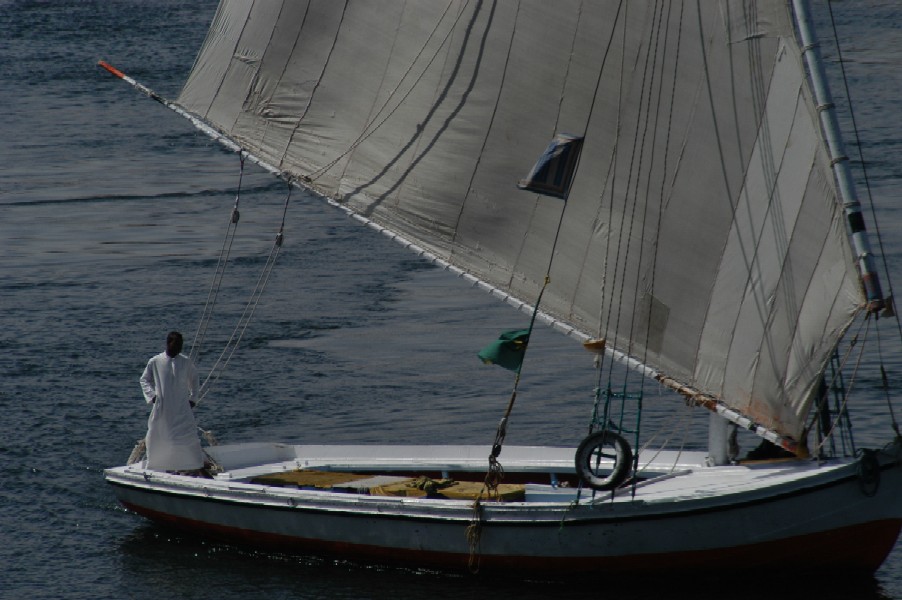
top-left (478, 329), bottom-right (530, 371)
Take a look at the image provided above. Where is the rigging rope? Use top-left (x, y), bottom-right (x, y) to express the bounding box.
top-left (631, 386), bottom-right (694, 474)
top-left (467, 0), bottom-right (641, 566)
top-left (812, 318), bottom-right (871, 456)
top-left (584, 1), bottom-right (677, 496)
top-left (610, 1), bottom-right (670, 492)
top-left (466, 274), bottom-right (552, 573)
top-left (875, 321), bottom-right (901, 437)
top-left (874, 317), bottom-right (899, 437)
top-left (593, 0), bottom-right (628, 356)
top-left (623, 1), bottom-right (681, 494)
top-left (800, 313), bottom-right (867, 453)
top-left (825, 1), bottom-right (901, 438)
top-left (197, 182), bottom-right (293, 405)
top-left (191, 152), bottom-right (246, 363)
top-left (591, 0), bottom-right (648, 441)
top-left (467, 115), bottom-right (577, 571)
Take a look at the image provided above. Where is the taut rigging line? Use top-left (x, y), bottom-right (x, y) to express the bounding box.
top-left (196, 182), bottom-right (293, 406)
top-left (191, 152), bottom-right (246, 364)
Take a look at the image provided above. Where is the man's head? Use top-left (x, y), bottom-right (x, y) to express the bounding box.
top-left (166, 331), bottom-right (184, 357)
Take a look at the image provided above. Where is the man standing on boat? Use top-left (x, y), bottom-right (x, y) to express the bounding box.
top-left (139, 331), bottom-right (205, 472)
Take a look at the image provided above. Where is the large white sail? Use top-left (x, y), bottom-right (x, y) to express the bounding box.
top-left (174, 0), bottom-right (863, 442)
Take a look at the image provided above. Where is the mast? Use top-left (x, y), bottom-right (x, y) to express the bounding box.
top-left (792, 0), bottom-right (885, 312)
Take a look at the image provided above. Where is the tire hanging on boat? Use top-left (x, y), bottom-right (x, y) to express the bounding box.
top-left (575, 430), bottom-right (633, 491)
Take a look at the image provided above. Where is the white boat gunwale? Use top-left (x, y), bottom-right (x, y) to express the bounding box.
top-left (105, 445), bottom-right (897, 526)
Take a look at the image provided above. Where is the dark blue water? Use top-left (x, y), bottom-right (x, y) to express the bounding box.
top-left (3, 1), bottom-right (902, 598)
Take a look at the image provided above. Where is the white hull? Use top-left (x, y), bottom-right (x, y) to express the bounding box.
top-left (105, 441), bottom-right (902, 575)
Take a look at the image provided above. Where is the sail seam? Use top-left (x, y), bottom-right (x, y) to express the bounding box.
top-left (642, 0), bottom-right (682, 373)
top-left (691, 3), bottom-right (742, 395)
top-left (228, 0), bottom-right (276, 134)
top-left (606, 2), bottom-right (662, 393)
top-left (206, 0), bottom-right (256, 123)
top-left (333, 0), bottom-right (409, 190)
top-left (331, 1), bottom-right (461, 188)
top-left (731, 68), bottom-right (799, 422)
top-left (508, 1), bottom-right (556, 290)
top-left (277, 1), bottom-right (348, 174)
top-left (450, 0), bottom-right (511, 253)
top-left (568, 0), bottom-right (624, 327)
top-left (627, 1), bottom-right (669, 369)
top-left (767, 96), bottom-right (835, 427)
top-left (258, 1), bottom-right (309, 156)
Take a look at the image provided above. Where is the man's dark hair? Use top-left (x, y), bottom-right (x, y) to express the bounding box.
top-left (166, 331), bottom-right (184, 356)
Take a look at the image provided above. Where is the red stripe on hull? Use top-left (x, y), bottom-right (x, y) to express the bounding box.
top-left (120, 500), bottom-right (901, 575)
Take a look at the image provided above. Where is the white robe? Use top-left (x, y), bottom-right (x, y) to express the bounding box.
top-left (139, 352), bottom-right (204, 471)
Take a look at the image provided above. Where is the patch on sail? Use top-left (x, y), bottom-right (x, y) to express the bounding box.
top-left (636, 294), bottom-right (669, 355)
top-left (517, 133), bottom-right (584, 199)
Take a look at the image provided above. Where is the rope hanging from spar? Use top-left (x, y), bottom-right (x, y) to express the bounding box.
top-left (824, 1), bottom-right (901, 439)
top-left (197, 182), bottom-right (292, 405)
top-left (579, 0), bottom-right (660, 500)
top-left (466, 276), bottom-right (553, 574)
top-left (603, 1), bottom-right (680, 494)
top-left (811, 319), bottom-right (870, 456)
top-left (467, 145), bottom-right (576, 574)
top-left (191, 153), bottom-right (246, 363)
top-left (486, 276), bottom-right (552, 486)
top-left (875, 319), bottom-right (902, 438)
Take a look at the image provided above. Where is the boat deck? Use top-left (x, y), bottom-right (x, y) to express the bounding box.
top-left (175, 442), bottom-right (859, 505)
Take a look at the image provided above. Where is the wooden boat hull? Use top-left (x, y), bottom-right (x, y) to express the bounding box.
top-left (105, 443), bottom-right (902, 575)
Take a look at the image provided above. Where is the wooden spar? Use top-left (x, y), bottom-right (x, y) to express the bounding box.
top-left (578, 343), bottom-right (803, 455)
top-left (97, 61), bottom-right (804, 457)
top-left (98, 60), bottom-right (247, 157)
top-left (98, 60), bottom-right (168, 106)
top-left (654, 375), bottom-right (803, 456)
top-left (792, 0), bottom-right (885, 313)
top-left (97, 61), bottom-right (126, 79)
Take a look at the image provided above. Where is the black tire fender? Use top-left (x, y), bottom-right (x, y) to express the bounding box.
top-left (575, 430), bottom-right (633, 491)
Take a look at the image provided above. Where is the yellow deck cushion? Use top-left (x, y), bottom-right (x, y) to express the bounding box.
top-left (251, 470), bottom-right (374, 488)
top-left (371, 479), bottom-right (525, 501)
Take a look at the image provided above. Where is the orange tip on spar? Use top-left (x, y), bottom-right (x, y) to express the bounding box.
top-left (98, 60), bottom-right (126, 79)
top-left (96, 60), bottom-right (167, 106)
